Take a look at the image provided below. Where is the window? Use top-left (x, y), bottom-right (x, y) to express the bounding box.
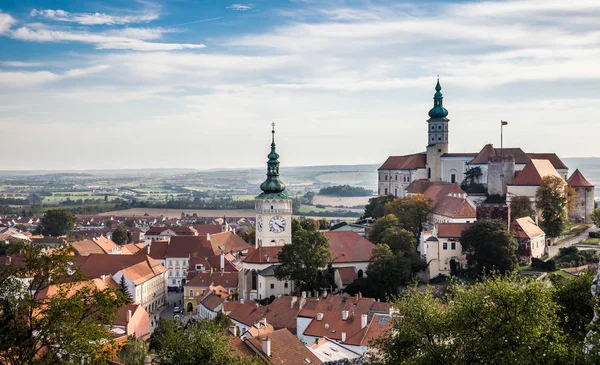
top-left (451, 174), bottom-right (456, 184)
top-left (176, 260), bottom-right (180, 267)
top-left (451, 242), bottom-right (456, 250)
top-left (431, 125), bottom-right (434, 130)
top-left (270, 284), bottom-right (274, 289)
top-left (395, 188), bottom-right (397, 196)
top-left (384, 188), bottom-right (388, 195)
top-left (438, 137), bottom-right (441, 141)
top-left (169, 270), bottom-right (173, 276)
top-left (428, 168), bottom-right (431, 179)
top-left (395, 175), bottom-right (397, 180)
top-left (189, 289), bottom-right (193, 297)
top-left (168, 260), bottom-right (172, 267)
top-left (172, 279), bottom-right (176, 285)
top-left (271, 205), bottom-right (274, 210)
top-left (438, 125), bottom-right (442, 129)
top-left (443, 242), bottom-right (448, 250)
top-left (284, 282), bottom-right (288, 288)
top-left (385, 175), bottom-right (388, 181)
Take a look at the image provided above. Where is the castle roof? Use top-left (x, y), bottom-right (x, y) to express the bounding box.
top-left (508, 159), bottom-right (563, 186)
top-left (469, 144), bottom-right (568, 170)
top-left (511, 217), bottom-right (545, 239)
top-left (567, 169), bottom-right (594, 188)
top-left (378, 153), bottom-right (426, 171)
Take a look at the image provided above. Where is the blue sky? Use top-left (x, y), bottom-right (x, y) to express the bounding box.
top-left (0, 0), bottom-right (599, 170)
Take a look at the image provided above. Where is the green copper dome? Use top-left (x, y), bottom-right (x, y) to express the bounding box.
top-left (258, 124), bottom-right (288, 199)
top-left (428, 78), bottom-right (449, 121)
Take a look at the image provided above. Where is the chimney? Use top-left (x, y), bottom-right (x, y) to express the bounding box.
top-left (262, 337), bottom-right (271, 357)
top-left (206, 233), bottom-right (211, 241)
top-left (127, 310), bottom-right (132, 323)
top-left (220, 251), bottom-right (225, 271)
top-left (147, 245), bottom-right (151, 255)
top-left (301, 291), bottom-right (306, 299)
top-left (354, 294), bottom-right (359, 302)
top-left (358, 292), bottom-right (362, 299)
top-left (342, 310), bottom-right (349, 321)
top-left (290, 296), bottom-right (297, 309)
top-left (341, 332), bottom-right (346, 342)
top-left (262, 318), bottom-right (267, 326)
top-left (233, 325), bottom-right (238, 336)
top-left (240, 298), bottom-right (244, 305)
top-left (100, 274), bottom-right (105, 282)
top-left (361, 314), bottom-right (368, 329)
top-left (317, 313), bottom-right (323, 321)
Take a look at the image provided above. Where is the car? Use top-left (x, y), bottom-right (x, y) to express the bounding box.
top-left (173, 307), bottom-right (183, 314)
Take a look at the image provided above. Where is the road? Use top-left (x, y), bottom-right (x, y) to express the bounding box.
top-left (548, 225), bottom-right (597, 258)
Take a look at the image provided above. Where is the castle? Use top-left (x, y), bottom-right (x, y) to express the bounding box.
top-left (378, 79), bottom-right (595, 223)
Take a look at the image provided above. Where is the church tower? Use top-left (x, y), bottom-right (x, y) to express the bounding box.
top-left (254, 123), bottom-right (292, 248)
top-left (426, 78), bottom-right (450, 181)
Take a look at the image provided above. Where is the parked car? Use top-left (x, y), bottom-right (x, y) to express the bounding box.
top-left (173, 307), bottom-right (183, 314)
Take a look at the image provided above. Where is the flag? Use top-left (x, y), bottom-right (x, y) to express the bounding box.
top-left (501, 120), bottom-right (508, 126)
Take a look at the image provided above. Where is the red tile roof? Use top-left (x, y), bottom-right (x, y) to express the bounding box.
top-left (185, 271), bottom-right (238, 289)
top-left (200, 293), bottom-right (224, 311)
top-left (567, 169), bottom-right (594, 188)
top-left (434, 196), bottom-right (476, 219)
top-left (194, 224), bottom-right (223, 236)
top-left (145, 225), bottom-right (197, 236)
top-left (378, 153), bottom-right (427, 171)
top-left (511, 217), bottom-right (545, 239)
top-left (508, 159), bottom-right (563, 186)
top-left (469, 144), bottom-right (568, 170)
top-left (71, 240), bottom-right (104, 256)
top-left (203, 231), bottom-right (252, 255)
top-left (346, 314), bottom-right (391, 347)
top-left (147, 241), bottom-right (168, 260)
top-left (324, 231), bottom-right (374, 263)
top-left (243, 246), bottom-right (282, 264)
top-left (527, 153), bottom-right (568, 170)
top-left (406, 180), bottom-right (475, 219)
top-left (303, 311), bottom-right (365, 342)
top-left (337, 267), bottom-right (358, 285)
top-left (437, 223), bottom-right (473, 238)
top-left (228, 335), bottom-right (259, 359)
top-left (246, 328), bottom-right (322, 365)
top-left (165, 236), bottom-right (214, 258)
top-left (76, 251), bottom-right (165, 281)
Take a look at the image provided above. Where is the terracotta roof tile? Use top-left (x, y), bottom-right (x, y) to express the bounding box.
top-left (437, 223), bottom-right (473, 238)
top-left (378, 153), bottom-right (427, 171)
top-left (71, 240), bottom-right (104, 256)
top-left (147, 241), bottom-right (168, 260)
top-left (508, 159), bottom-right (563, 186)
top-left (243, 246), bottom-right (282, 264)
top-left (337, 267), bottom-right (358, 285)
top-left (185, 271), bottom-right (238, 289)
top-left (324, 231), bottom-right (374, 263)
top-left (511, 217), bottom-right (545, 239)
top-left (567, 169), bottom-right (594, 187)
top-left (204, 231), bottom-right (252, 255)
top-left (93, 236), bottom-right (120, 254)
top-left (200, 293), bottom-right (224, 311)
top-left (165, 236), bottom-right (214, 258)
top-left (194, 224), bottom-right (223, 236)
top-left (246, 328), bottom-right (322, 365)
top-left (228, 335), bottom-right (258, 359)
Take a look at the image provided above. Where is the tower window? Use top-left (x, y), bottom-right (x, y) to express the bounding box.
top-left (271, 205), bottom-right (273, 210)
top-left (451, 174), bottom-right (456, 184)
top-left (438, 125), bottom-right (442, 129)
top-left (395, 175), bottom-right (397, 180)
top-left (438, 137), bottom-right (441, 141)
top-left (385, 175), bottom-right (388, 181)
top-left (431, 126), bottom-right (434, 130)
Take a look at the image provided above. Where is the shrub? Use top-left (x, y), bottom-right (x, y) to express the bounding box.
top-left (589, 231), bottom-right (600, 239)
top-left (531, 257), bottom-right (557, 271)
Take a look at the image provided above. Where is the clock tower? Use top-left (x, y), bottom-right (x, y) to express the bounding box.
top-left (254, 123), bottom-right (292, 248)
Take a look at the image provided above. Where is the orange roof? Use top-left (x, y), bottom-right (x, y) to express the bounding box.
top-left (37, 278), bottom-right (111, 300)
top-left (246, 328), bottom-right (321, 365)
top-left (71, 240), bottom-right (104, 256)
top-left (510, 217), bottom-right (545, 239)
top-left (121, 243), bottom-right (141, 254)
top-left (406, 180), bottom-right (475, 219)
top-left (434, 196), bottom-right (476, 219)
top-left (303, 311), bottom-right (365, 342)
top-left (147, 241), bottom-right (168, 260)
top-left (470, 144), bottom-right (568, 170)
top-left (93, 236), bottom-right (120, 254)
top-left (113, 304), bottom-right (146, 326)
top-left (508, 159), bottom-right (563, 186)
top-left (324, 231), bottom-right (374, 263)
top-left (346, 314), bottom-right (391, 346)
top-left (120, 257), bottom-right (167, 285)
top-left (378, 153), bottom-right (427, 171)
top-left (185, 271), bottom-right (238, 289)
top-left (567, 169), bottom-right (594, 188)
top-left (243, 246), bottom-right (282, 264)
top-left (199, 293), bottom-right (224, 311)
top-left (337, 267), bottom-right (358, 285)
top-left (165, 236), bottom-right (214, 258)
top-left (228, 335), bottom-right (258, 359)
top-left (194, 224), bottom-right (223, 236)
top-left (437, 223), bottom-right (472, 238)
top-left (203, 231), bottom-right (252, 255)
top-left (76, 251), bottom-right (165, 283)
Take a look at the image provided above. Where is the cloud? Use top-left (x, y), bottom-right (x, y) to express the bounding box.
top-left (227, 4), bottom-right (254, 11)
top-left (0, 10), bottom-right (16, 34)
top-left (11, 25), bottom-right (205, 51)
top-left (30, 8), bottom-right (159, 25)
top-left (0, 64), bottom-right (109, 87)
top-left (1, 61), bottom-right (43, 67)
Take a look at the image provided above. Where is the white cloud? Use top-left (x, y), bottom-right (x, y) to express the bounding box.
top-left (30, 8), bottom-right (159, 25)
top-left (0, 10), bottom-right (16, 34)
top-left (1, 61), bottom-right (43, 67)
top-left (227, 4), bottom-right (254, 11)
top-left (0, 64), bottom-right (109, 87)
top-left (11, 25), bottom-right (205, 51)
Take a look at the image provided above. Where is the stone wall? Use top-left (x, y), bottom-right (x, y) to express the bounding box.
top-left (487, 155), bottom-right (515, 196)
top-left (569, 186), bottom-right (595, 224)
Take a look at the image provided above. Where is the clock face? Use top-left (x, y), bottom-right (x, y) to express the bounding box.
top-left (269, 216), bottom-right (286, 233)
top-left (257, 216), bottom-right (263, 232)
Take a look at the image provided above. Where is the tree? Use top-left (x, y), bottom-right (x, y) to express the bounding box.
top-left (364, 244), bottom-right (425, 301)
top-left (372, 274), bottom-right (572, 365)
top-left (385, 194), bottom-right (432, 241)
top-left (369, 214), bottom-right (400, 244)
top-left (591, 208), bottom-right (600, 227)
top-left (536, 175), bottom-right (573, 238)
top-left (380, 226), bottom-right (416, 254)
top-left (317, 218), bottom-right (330, 230)
top-left (238, 227), bottom-right (255, 245)
top-left (275, 226), bottom-right (332, 294)
top-left (123, 218), bottom-right (136, 228)
top-left (112, 226), bottom-right (128, 245)
top-left (118, 335), bottom-right (148, 365)
top-left (300, 218), bottom-right (320, 232)
top-left (0, 245), bottom-right (127, 365)
top-left (510, 196), bottom-right (534, 220)
top-left (552, 272), bottom-right (595, 342)
top-left (105, 219), bottom-right (113, 228)
top-left (460, 219), bottom-right (518, 275)
top-left (151, 319), bottom-right (261, 365)
top-left (119, 275), bottom-right (133, 304)
top-left (40, 208), bottom-right (76, 236)
top-left (363, 195), bottom-right (395, 220)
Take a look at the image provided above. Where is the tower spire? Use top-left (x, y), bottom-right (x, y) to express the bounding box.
top-left (259, 123), bottom-right (287, 197)
top-left (428, 77), bottom-right (449, 121)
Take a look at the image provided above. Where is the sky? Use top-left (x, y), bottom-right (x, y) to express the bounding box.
top-left (0, 0), bottom-right (599, 171)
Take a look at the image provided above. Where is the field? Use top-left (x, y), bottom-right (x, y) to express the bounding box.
top-left (100, 208), bottom-right (256, 218)
top-left (312, 195), bottom-right (372, 207)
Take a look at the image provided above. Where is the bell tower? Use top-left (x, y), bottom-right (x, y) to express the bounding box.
top-left (426, 77), bottom-right (450, 181)
top-left (254, 123), bottom-right (293, 248)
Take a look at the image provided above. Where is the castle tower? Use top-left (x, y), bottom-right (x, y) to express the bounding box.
top-left (567, 169), bottom-right (595, 224)
top-left (254, 123), bottom-right (292, 248)
top-left (426, 78), bottom-right (450, 181)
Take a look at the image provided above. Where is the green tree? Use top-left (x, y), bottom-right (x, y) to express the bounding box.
top-left (300, 218), bottom-right (320, 232)
top-left (363, 195), bottom-right (395, 220)
top-left (385, 194), bottom-right (432, 241)
top-left (0, 245), bottom-right (127, 365)
top-left (112, 226), bottom-right (128, 244)
top-left (117, 335), bottom-right (148, 365)
top-left (552, 271), bottom-right (595, 342)
top-left (28, 193), bottom-right (43, 205)
top-left (119, 275), bottom-right (133, 304)
top-left (380, 226), bottom-right (416, 254)
top-left (317, 218), bottom-right (330, 230)
top-left (372, 274), bottom-right (572, 365)
top-left (152, 319), bottom-right (261, 365)
top-left (40, 208), bottom-right (76, 236)
top-left (275, 226), bottom-right (332, 294)
top-left (123, 218), bottom-right (136, 228)
top-left (536, 175), bottom-right (573, 238)
top-left (460, 219), bottom-right (518, 275)
top-left (510, 196), bottom-right (534, 220)
top-left (238, 227), bottom-right (255, 245)
top-left (369, 214), bottom-right (400, 244)
top-left (591, 208), bottom-right (600, 227)
top-left (364, 244), bottom-right (425, 301)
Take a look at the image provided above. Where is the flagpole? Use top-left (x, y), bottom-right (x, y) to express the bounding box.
top-left (501, 120), bottom-right (503, 156)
